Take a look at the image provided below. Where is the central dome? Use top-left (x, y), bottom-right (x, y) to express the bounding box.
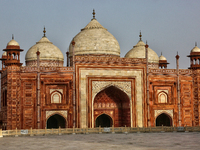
top-left (69, 16), bottom-right (120, 57)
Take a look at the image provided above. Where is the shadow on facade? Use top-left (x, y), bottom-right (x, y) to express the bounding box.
top-left (47, 114), bottom-right (66, 129)
top-left (95, 114), bottom-right (112, 127)
top-left (156, 113), bottom-right (172, 126)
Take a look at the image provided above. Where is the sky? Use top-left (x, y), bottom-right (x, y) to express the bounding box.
top-left (0, 0), bottom-right (200, 69)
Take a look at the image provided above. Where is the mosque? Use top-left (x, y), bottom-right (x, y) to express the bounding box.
top-left (0, 10), bottom-right (199, 130)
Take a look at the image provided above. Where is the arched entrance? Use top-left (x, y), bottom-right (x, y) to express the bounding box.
top-left (47, 114), bottom-right (66, 129)
top-left (96, 114), bottom-right (112, 127)
top-left (156, 113), bottom-right (172, 126)
top-left (94, 86), bottom-right (130, 127)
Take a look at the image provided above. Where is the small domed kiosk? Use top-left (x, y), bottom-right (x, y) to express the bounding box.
top-left (159, 52), bottom-right (169, 68)
top-left (187, 43), bottom-right (200, 69)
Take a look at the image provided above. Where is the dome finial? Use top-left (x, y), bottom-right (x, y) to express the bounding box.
top-left (12, 34), bottom-right (14, 40)
top-left (139, 31), bottom-right (142, 41)
top-left (195, 42), bottom-right (197, 46)
top-left (161, 52), bottom-right (162, 55)
top-left (43, 26), bottom-right (46, 37)
top-left (92, 9), bottom-right (96, 20)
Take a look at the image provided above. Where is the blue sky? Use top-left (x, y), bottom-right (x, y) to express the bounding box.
top-left (0, 0), bottom-right (200, 68)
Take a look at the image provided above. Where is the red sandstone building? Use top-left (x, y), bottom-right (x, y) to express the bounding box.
top-left (0, 11), bottom-right (199, 130)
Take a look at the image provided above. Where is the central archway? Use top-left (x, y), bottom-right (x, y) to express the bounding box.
top-left (95, 114), bottom-right (112, 127)
top-left (156, 113), bottom-right (172, 126)
top-left (47, 114), bottom-right (66, 129)
top-left (94, 86), bottom-right (130, 127)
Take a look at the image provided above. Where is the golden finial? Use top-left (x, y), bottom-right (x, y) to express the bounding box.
top-left (92, 9), bottom-right (96, 20)
top-left (195, 42), bottom-right (197, 47)
top-left (139, 31), bottom-right (142, 41)
top-left (12, 34), bottom-right (14, 40)
top-left (43, 27), bottom-right (46, 37)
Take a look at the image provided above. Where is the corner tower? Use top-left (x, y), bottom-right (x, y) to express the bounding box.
top-left (187, 43), bottom-right (200, 69)
top-left (1, 35), bottom-right (23, 68)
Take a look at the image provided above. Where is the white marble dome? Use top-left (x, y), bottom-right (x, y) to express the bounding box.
top-left (159, 54), bottom-right (167, 60)
top-left (191, 46), bottom-right (200, 53)
top-left (25, 36), bottom-right (64, 66)
top-left (125, 40), bottom-right (159, 63)
top-left (69, 18), bottom-right (120, 57)
top-left (2, 52), bottom-right (7, 56)
top-left (7, 39), bottom-right (19, 46)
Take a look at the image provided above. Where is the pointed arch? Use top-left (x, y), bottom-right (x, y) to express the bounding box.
top-left (93, 85), bottom-right (130, 127)
top-left (156, 113), bottom-right (172, 126)
top-left (95, 113), bottom-right (113, 127)
top-left (46, 114), bottom-right (66, 129)
top-left (51, 90), bottom-right (62, 103)
top-left (158, 91), bottom-right (168, 103)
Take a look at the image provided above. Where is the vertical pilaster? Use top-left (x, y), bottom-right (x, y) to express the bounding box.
top-left (176, 53), bottom-right (181, 126)
top-left (36, 49), bottom-right (41, 129)
top-left (145, 42), bottom-right (150, 127)
top-left (71, 40), bottom-right (76, 127)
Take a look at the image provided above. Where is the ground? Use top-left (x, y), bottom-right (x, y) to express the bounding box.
top-left (0, 132), bottom-right (199, 150)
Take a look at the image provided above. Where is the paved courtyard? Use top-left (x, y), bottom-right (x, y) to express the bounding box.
top-left (0, 132), bottom-right (199, 150)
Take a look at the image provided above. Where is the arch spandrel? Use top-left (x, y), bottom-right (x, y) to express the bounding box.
top-left (154, 109), bottom-right (173, 119)
top-left (46, 110), bottom-right (68, 120)
top-left (92, 81), bottom-right (132, 101)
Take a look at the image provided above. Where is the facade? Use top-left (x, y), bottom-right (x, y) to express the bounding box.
top-left (0, 11), bottom-right (199, 130)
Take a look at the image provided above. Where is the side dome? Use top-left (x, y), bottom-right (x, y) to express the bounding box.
top-left (125, 33), bottom-right (159, 64)
top-left (69, 11), bottom-right (120, 57)
top-left (25, 30), bottom-right (64, 67)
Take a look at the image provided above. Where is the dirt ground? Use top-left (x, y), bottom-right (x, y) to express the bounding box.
top-left (0, 132), bottom-right (199, 150)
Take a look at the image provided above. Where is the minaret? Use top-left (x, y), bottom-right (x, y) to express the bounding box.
top-left (0, 36), bottom-right (23, 129)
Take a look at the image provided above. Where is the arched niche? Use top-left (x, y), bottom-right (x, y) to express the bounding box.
top-left (51, 91), bottom-right (62, 103)
top-left (95, 113), bottom-right (113, 127)
top-left (156, 113), bottom-right (172, 126)
top-left (158, 91), bottom-right (168, 103)
top-left (46, 114), bottom-right (66, 129)
top-left (93, 86), bottom-right (130, 127)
